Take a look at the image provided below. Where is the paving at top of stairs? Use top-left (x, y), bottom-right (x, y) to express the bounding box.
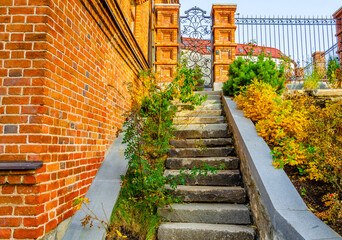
top-left (158, 90), bottom-right (255, 239)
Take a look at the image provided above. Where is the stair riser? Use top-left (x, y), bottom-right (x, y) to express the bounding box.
top-left (165, 158), bottom-right (239, 170)
top-left (158, 228), bottom-right (255, 240)
top-left (172, 99), bottom-right (221, 105)
top-left (173, 104), bottom-right (222, 111)
top-left (164, 172), bottom-right (241, 186)
top-left (170, 188), bottom-right (246, 203)
top-left (169, 148), bottom-right (235, 158)
top-left (175, 110), bottom-right (222, 117)
top-left (173, 117), bottom-right (225, 125)
top-left (159, 208), bottom-right (251, 225)
top-left (170, 138), bottom-right (232, 148)
top-left (195, 91), bottom-right (221, 96)
top-left (174, 129), bottom-right (231, 139)
top-left (158, 222), bottom-right (255, 240)
top-left (205, 95), bottom-right (221, 100)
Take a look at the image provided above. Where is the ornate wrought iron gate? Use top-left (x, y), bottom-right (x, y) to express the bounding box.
top-left (180, 7), bottom-right (212, 87)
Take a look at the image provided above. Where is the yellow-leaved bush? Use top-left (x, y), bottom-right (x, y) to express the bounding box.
top-left (234, 80), bottom-right (342, 224)
top-left (235, 80), bottom-right (278, 122)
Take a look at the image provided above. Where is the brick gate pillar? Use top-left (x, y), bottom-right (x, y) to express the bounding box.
top-left (211, 4), bottom-right (237, 90)
top-left (333, 7), bottom-right (342, 65)
top-left (154, 1), bottom-right (180, 82)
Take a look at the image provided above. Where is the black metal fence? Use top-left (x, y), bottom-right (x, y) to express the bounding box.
top-left (235, 16), bottom-right (339, 80)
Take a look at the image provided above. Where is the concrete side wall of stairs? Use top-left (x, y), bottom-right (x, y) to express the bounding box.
top-left (222, 93), bottom-right (342, 240)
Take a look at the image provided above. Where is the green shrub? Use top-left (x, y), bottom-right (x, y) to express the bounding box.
top-left (327, 57), bottom-right (340, 87)
top-left (303, 66), bottom-right (325, 90)
top-left (222, 45), bottom-right (285, 96)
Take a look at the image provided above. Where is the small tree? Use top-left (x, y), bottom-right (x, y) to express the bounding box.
top-left (327, 57), bottom-right (341, 88)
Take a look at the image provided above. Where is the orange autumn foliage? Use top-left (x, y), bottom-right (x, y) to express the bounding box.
top-left (235, 80), bottom-right (342, 224)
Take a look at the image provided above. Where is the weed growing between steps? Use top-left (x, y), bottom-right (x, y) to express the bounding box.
top-left (234, 80), bottom-right (342, 234)
top-left (105, 59), bottom-right (218, 239)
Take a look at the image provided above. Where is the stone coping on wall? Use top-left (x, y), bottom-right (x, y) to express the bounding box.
top-left (286, 89), bottom-right (342, 97)
top-left (221, 92), bottom-right (342, 240)
top-left (62, 131), bottom-right (129, 240)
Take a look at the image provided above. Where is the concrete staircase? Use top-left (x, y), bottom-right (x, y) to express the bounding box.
top-left (158, 91), bottom-right (256, 240)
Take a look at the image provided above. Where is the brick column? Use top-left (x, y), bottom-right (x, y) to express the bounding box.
top-left (211, 4), bottom-right (237, 90)
top-left (312, 52), bottom-right (326, 76)
top-left (154, 2), bottom-right (180, 82)
top-left (134, 0), bottom-right (151, 59)
top-left (333, 7), bottom-right (342, 64)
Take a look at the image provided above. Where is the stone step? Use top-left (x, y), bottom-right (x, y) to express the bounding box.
top-left (172, 99), bottom-right (221, 105)
top-left (204, 94), bottom-right (221, 100)
top-left (159, 203), bottom-right (251, 224)
top-left (165, 157), bottom-right (240, 170)
top-left (170, 138), bottom-right (232, 148)
top-left (164, 170), bottom-right (241, 186)
top-left (168, 147), bottom-right (235, 158)
top-left (172, 104), bottom-right (222, 111)
top-left (158, 223), bottom-right (255, 240)
top-left (174, 124), bottom-right (230, 139)
top-left (166, 185), bottom-right (247, 203)
top-left (195, 91), bottom-right (221, 96)
top-left (175, 110), bottom-right (222, 117)
top-left (202, 99), bottom-right (221, 104)
top-left (173, 116), bottom-right (225, 125)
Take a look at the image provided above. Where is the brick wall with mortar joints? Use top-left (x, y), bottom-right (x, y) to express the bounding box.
top-left (0, 0), bottom-right (149, 239)
top-left (154, 4), bottom-right (179, 82)
top-left (134, 1), bottom-right (150, 59)
top-left (211, 5), bottom-right (237, 83)
top-left (116, 0), bottom-right (135, 30)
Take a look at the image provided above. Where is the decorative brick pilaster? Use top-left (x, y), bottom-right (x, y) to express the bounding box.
top-left (154, 3), bottom-right (180, 82)
top-left (312, 52), bottom-right (326, 76)
top-left (211, 4), bottom-right (237, 90)
top-left (333, 7), bottom-right (342, 65)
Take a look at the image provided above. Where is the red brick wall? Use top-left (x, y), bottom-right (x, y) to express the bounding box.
top-left (154, 4), bottom-right (179, 82)
top-left (0, 0), bottom-right (149, 238)
top-left (135, 1), bottom-right (150, 59)
top-left (212, 4), bottom-right (237, 84)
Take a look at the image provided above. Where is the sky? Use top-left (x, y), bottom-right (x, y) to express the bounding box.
top-left (180, 0), bottom-right (341, 17)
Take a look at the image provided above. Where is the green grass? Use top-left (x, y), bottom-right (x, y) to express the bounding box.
top-left (108, 191), bottom-right (161, 240)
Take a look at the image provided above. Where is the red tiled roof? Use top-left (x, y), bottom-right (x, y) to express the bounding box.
top-left (181, 37), bottom-right (287, 60)
top-left (181, 37), bottom-right (212, 55)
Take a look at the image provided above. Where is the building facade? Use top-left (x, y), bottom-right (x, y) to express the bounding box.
top-left (0, 0), bottom-right (151, 239)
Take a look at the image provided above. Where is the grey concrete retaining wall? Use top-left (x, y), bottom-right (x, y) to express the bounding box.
top-left (221, 92), bottom-right (342, 240)
top-left (60, 131), bottom-right (129, 240)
